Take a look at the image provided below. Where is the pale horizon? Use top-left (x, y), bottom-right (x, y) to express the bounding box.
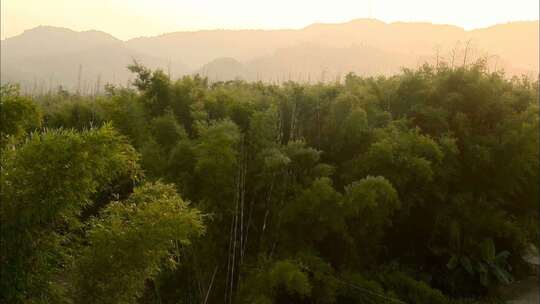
top-left (2, 0), bottom-right (539, 40)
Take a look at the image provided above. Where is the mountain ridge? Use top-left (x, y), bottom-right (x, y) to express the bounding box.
top-left (8, 19), bottom-right (536, 42)
top-left (1, 19), bottom-right (538, 92)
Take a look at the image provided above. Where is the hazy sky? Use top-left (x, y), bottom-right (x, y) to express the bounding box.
top-left (2, 0), bottom-right (539, 40)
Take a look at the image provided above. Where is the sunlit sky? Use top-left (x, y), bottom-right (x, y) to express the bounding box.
top-left (2, 0), bottom-right (539, 40)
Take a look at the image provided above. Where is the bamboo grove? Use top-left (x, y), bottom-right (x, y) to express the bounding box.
top-left (1, 60), bottom-right (538, 304)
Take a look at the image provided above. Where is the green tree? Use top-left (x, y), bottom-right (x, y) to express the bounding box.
top-left (343, 176), bottom-right (400, 264)
top-left (0, 125), bottom-right (140, 303)
top-left (0, 84), bottom-right (42, 143)
top-left (72, 182), bottom-right (204, 304)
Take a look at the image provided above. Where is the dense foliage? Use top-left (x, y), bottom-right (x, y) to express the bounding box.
top-left (1, 60), bottom-right (538, 303)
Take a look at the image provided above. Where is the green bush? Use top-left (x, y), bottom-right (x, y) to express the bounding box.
top-left (378, 271), bottom-right (449, 304)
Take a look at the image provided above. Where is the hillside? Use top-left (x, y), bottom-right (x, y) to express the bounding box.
top-left (0, 26), bottom-right (187, 93)
top-left (1, 20), bottom-right (538, 92)
top-left (127, 19), bottom-right (538, 73)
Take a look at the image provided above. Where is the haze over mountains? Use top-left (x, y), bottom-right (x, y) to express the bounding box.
top-left (1, 19), bottom-right (538, 93)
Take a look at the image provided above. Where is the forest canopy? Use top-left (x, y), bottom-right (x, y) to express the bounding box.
top-left (0, 61), bottom-right (538, 304)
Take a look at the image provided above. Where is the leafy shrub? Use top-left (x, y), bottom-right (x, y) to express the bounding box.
top-left (378, 271), bottom-right (449, 304)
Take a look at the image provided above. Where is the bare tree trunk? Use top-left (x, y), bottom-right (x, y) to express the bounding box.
top-left (463, 40), bottom-right (472, 67)
top-left (225, 198), bottom-right (235, 303)
top-left (290, 101), bottom-right (297, 142)
top-left (77, 64), bottom-right (82, 95)
top-left (202, 267), bottom-right (218, 304)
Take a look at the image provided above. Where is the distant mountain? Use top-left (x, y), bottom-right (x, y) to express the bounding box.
top-left (1, 20), bottom-right (538, 92)
top-left (1, 26), bottom-right (121, 58)
top-left (1, 26), bottom-right (187, 93)
top-left (126, 19), bottom-right (538, 73)
top-left (196, 44), bottom-right (421, 82)
top-left (196, 57), bottom-right (246, 82)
